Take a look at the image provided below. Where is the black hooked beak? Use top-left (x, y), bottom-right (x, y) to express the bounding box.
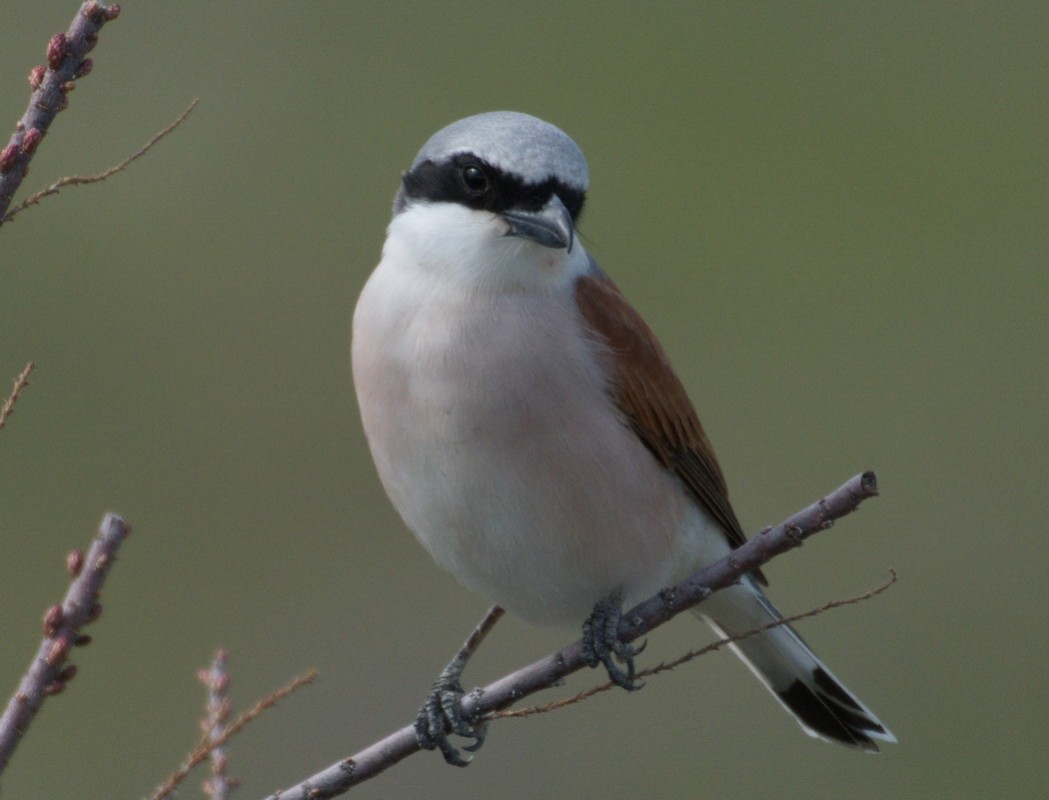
top-left (501, 194), bottom-right (575, 253)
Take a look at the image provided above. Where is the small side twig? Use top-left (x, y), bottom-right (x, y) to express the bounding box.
top-left (496, 569), bottom-right (898, 719)
top-left (199, 649), bottom-right (239, 800)
top-left (0, 2), bottom-right (122, 223)
top-left (0, 513), bottom-right (132, 778)
top-left (2, 98), bottom-right (199, 223)
top-left (259, 471), bottom-right (884, 799)
top-left (0, 362), bottom-right (34, 435)
top-left (149, 669), bottom-right (318, 800)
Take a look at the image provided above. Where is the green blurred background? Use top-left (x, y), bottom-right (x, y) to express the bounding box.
top-left (2, 2), bottom-right (1046, 797)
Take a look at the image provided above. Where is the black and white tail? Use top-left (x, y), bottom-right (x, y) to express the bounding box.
top-left (697, 575), bottom-right (896, 751)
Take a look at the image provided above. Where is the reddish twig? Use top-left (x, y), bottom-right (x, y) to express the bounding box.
top-left (1, 98), bottom-right (199, 223)
top-left (0, 2), bottom-right (122, 223)
top-left (0, 362), bottom-right (34, 435)
top-left (0, 513), bottom-right (131, 777)
top-left (149, 669), bottom-right (318, 800)
top-left (260, 472), bottom-right (884, 799)
top-left (496, 569), bottom-right (898, 719)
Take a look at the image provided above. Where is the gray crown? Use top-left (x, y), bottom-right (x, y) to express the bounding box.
top-left (411, 111), bottom-right (589, 191)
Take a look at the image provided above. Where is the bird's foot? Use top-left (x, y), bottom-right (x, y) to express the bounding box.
top-left (582, 593), bottom-right (645, 691)
top-left (414, 667), bottom-right (488, 767)
top-left (414, 606), bottom-right (504, 767)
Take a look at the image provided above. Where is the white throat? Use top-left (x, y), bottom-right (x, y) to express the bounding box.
top-left (382, 201), bottom-right (592, 297)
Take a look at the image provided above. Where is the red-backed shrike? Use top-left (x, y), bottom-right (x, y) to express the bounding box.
top-left (352, 111), bottom-right (894, 763)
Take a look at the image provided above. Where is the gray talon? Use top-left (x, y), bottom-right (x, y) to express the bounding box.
top-left (414, 675), bottom-right (486, 766)
top-left (582, 594), bottom-right (644, 691)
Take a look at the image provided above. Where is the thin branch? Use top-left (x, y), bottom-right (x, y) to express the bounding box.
top-left (0, 513), bottom-right (132, 777)
top-left (0, 2), bottom-right (122, 223)
top-left (496, 570), bottom-right (898, 719)
top-left (199, 649), bottom-right (239, 800)
top-left (149, 669), bottom-right (318, 800)
top-left (0, 362), bottom-right (34, 435)
top-left (259, 471), bottom-right (884, 799)
top-left (2, 99), bottom-right (199, 223)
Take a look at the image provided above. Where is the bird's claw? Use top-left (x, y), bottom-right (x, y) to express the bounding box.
top-left (414, 675), bottom-right (487, 767)
top-left (582, 595), bottom-right (645, 691)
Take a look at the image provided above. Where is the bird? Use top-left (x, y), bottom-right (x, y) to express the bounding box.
top-left (351, 110), bottom-right (895, 764)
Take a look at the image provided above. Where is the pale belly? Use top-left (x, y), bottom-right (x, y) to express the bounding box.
top-left (353, 275), bottom-right (728, 625)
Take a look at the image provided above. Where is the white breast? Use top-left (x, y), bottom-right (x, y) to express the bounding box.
top-left (352, 207), bottom-right (726, 625)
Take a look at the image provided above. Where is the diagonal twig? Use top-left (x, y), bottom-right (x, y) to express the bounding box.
top-left (0, 2), bottom-right (122, 223)
top-left (0, 513), bottom-right (131, 777)
top-left (148, 669), bottom-right (318, 800)
top-left (2, 99), bottom-right (199, 223)
top-left (0, 362), bottom-right (35, 435)
top-left (496, 569), bottom-right (898, 719)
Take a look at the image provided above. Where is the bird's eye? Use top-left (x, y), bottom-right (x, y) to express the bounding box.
top-left (461, 164), bottom-right (489, 195)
